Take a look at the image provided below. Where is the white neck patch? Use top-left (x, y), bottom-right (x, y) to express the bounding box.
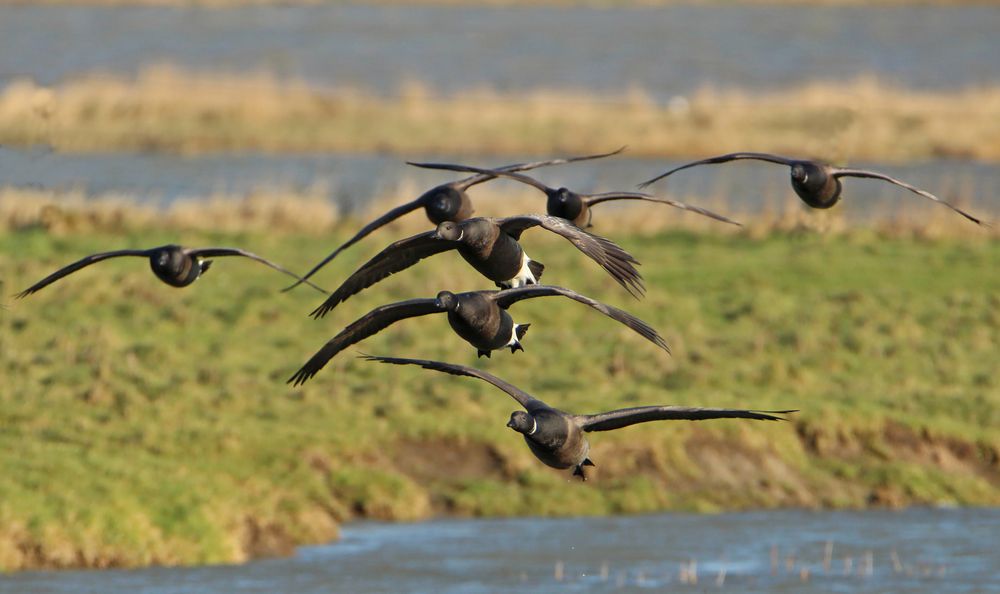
top-left (528, 417), bottom-right (537, 435)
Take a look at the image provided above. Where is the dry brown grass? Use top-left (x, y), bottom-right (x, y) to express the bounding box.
top-left (2, 182), bottom-right (994, 241)
top-left (2, 67), bottom-right (999, 161)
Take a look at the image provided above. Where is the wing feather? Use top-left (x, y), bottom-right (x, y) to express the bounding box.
top-left (16, 249), bottom-right (152, 297)
top-left (491, 285), bottom-right (669, 353)
top-left (187, 247), bottom-right (328, 294)
top-left (288, 299), bottom-right (442, 386)
top-left (497, 214), bottom-right (645, 298)
top-left (583, 192), bottom-right (742, 226)
top-left (637, 152), bottom-right (798, 189)
top-left (833, 168), bottom-right (985, 225)
top-left (359, 355), bottom-right (546, 411)
top-left (282, 198), bottom-right (426, 291)
top-left (310, 231), bottom-right (457, 318)
top-left (407, 162), bottom-right (552, 194)
top-left (577, 406), bottom-right (796, 432)
top-left (454, 147), bottom-right (626, 191)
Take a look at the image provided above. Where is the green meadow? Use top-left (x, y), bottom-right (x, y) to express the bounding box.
top-left (0, 196), bottom-right (997, 570)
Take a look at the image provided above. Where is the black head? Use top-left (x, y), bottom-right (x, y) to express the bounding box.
top-left (506, 411), bottom-right (535, 435)
top-left (435, 220), bottom-right (465, 242)
top-left (423, 185), bottom-right (467, 224)
top-left (790, 163), bottom-right (808, 184)
top-left (149, 245), bottom-right (200, 287)
top-left (435, 290), bottom-right (459, 311)
top-left (546, 187), bottom-right (584, 221)
top-left (789, 161), bottom-right (841, 209)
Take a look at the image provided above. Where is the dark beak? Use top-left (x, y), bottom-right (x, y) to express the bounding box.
top-left (506, 419), bottom-right (516, 429)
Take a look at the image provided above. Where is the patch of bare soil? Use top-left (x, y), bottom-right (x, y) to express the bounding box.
top-left (390, 436), bottom-right (512, 484)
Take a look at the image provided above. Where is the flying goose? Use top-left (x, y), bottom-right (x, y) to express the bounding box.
top-left (16, 244), bottom-right (327, 297)
top-left (309, 214), bottom-right (643, 319)
top-left (405, 161), bottom-right (742, 228)
top-left (283, 148), bottom-right (625, 292)
top-left (288, 285), bottom-right (669, 386)
top-left (637, 152), bottom-right (984, 225)
top-left (363, 355), bottom-right (795, 480)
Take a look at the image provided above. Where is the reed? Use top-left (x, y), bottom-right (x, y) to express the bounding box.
top-left (2, 67), bottom-right (998, 161)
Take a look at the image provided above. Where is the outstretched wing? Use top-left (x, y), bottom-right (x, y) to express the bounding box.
top-left (577, 406), bottom-right (796, 432)
top-left (832, 168), bottom-right (985, 226)
top-left (637, 152), bottom-right (799, 190)
top-left (310, 231), bottom-right (458, 318)
top-left (187, 247), bottom-right (328, 294)
top-left (497, 214), bottom-right (645, 298)
top-left (407, 162), bottom-right (553, 194)
top-left (583, 192), bottom-right (742, 226)
top-left (360, 355), bottom-right (547, 411)
top-left (490, 285), bottom-right (669, 353)
top-left (288, 299), bottom-right (442, 386)
top-left (16, 249), bottom-right (152, 297)
top-left (450, 147), bottom-right (627, 191)
top-left (282, 198), bottom-right (427, 292)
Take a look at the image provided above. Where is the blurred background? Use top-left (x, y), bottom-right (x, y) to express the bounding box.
top-left (0, 2), bottom-right (997, 593)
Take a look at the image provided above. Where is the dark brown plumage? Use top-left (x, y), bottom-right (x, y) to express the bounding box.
top-left (309, 214), bottom-right (644, 319)
top-left (287, 285), bottom-right (669, 386)
top-left (637, 152), bottom-right (985, 225)
top-left (283, 148), bottom-right (625, 291)
top-left (363, 355), bottom-right (795, 480)
top-left (405, 161), bottom-right (742, 228)
top-left (16, 244), bottom-right (327, 298)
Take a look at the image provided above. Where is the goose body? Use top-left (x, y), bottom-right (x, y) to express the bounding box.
top-left (309, 214), bottom-right (642, 319)
top-left (283, 148), bottom-right (625, 291)
top-left (17, 244), bottom-right (326, 298)
top-left (406, 161), bottom-right (742, 228)
top-left (288, 285), bottom-right (669, 386)
top-left (637, 152), bottom-right (984, 225)
top-left (365, 355), bottom-right (795, 480)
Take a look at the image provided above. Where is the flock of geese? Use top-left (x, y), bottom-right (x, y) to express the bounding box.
top-left (17, 150), bottom-right (984, 480)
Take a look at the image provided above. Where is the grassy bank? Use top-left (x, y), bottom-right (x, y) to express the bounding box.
top-left (3, 68), bottom-right (999, 161)
top-left (0, 193), bottom-right (997, 570)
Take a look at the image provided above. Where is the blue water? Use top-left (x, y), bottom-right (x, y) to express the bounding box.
top-left (2, 508), bottom-right (997, 593)
top-left (1, 147), bottom-right (995, 222)
top-left (0, 5), bottom-right (997, 97)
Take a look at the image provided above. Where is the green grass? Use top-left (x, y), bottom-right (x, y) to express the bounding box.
top-left (0, 223), bottom-right (997, 570)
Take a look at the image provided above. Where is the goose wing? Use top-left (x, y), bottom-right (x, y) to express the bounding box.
top-left (310, 231), bottom-right (458, 318)
top-left (490, 285), bottom-right (669, 353)
top-left (360, 355), bottom-right (547, 411)
top-left (407, 162), bottom-right (553, 194)
top-left (583, 192), bottom-right (742, 226)
top-left (577, 406), bottom-right (796, 432)
top-left (283, 198), bottom-right (427, 292)
top-left (288, 298), bottom-right (442, 386)
top-left (16, 248), bottom-right (153, 297)
top-left (497, 214), bottom-right (644, 298)
top-left (449, 147), bottom-right (626, 190)
top-left (186, 247), bottom-right (328, 294)
top-left (637, 152), bottom-right (799, 189)
top-left (831, 167), bottom-right (985, 226)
